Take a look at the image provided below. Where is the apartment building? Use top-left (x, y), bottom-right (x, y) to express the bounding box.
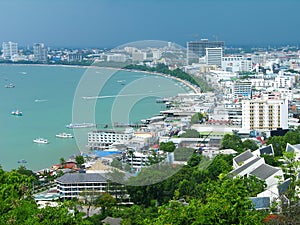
top-left (242, 98), bottom-right (288, 131)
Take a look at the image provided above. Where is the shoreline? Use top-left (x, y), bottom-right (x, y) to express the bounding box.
top-left (0, 63), bottom-right (200, 94)
top-left (0, 63), bottom-right (198, 171)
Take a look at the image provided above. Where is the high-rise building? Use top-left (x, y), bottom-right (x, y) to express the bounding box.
top-left (132, 51), bottom-right (147, 62)
top-left (187, 39), bottom-right (224, 65)
top-left (33, 43), bottom-right (48, 62)
top-left (2, 41), bottom-right (18, 60)
top-left (206, 47), bottom-right (222, 67)
top-left (242, 98), bottom-right (288, 131)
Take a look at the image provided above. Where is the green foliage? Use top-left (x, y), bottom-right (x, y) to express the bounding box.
top-left (179, 129), bottom-right (200, 138)
top-left (148, 178), bottom-right (266, 225)
top-left (265, 136), bottom-right (286, 156)
top-left (16, 166), bottom-right (37, 179)
top-left (159, 141), bottom-right (176, 152)
top-left (187, 154), bottom-right (202, 167)
top-left (243, 139), bottom-right (259, 151)
top-left (190, 113), bottom-right (204, 124)
top-left (205, 154), bottom-right (233, 180)
top-left (221, 134), bottom-right (244, 153)
top-left (111, 158), bottom-right (123, 170)
top-left (173, 147), bottom-right (194, 161)
top-left (94, 193), bottom-right (116, 216)
top-left (193, 76), bottom-right (214, 92)
top-left (59, 157), bottom-right (66, 167)
top-left (266, 131), bottom-right (300, 156)
top-left (0, 166), bottom-right (90, 224)
top-left (262, 154), bottom-right (282, 167)
top-left (75, 155), bottom-right (85, 166)
top-left (124, 63), bottom-right (200, 87)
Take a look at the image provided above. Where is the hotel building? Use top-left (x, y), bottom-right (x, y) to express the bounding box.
top-left (242, 98), bottom-right (288, 131)
top-left (187, 39), bottom-right (224, 65)
top-left (88, 128), bottom-right (134, 149)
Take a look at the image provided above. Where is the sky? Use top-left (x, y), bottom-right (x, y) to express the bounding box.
top-left (0, 0), bottom-right (299, 48)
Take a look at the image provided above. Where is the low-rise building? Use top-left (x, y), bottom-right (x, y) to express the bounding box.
top-left (55, 173), bottom-right (125, 199)
top-left (88, 128), bottom-right (134, 149)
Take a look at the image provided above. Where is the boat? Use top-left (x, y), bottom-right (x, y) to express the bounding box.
top-left (34, 99), bottom-right (48, 103)
top-left (11, 110), bottom-right (23, 116)
top-left (66, 123), bottom-right (96, 129)
top-left (18, 159), bottom-right (27, 163)
top-left (5, 83), bottom-right (15, 88)
top-left (33, 138), bottom-right (49, 144)
top-left (56, 133), bottom-right (74, 138)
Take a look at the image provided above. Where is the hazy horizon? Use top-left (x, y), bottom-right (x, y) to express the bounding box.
top-left (0, 0), bottom-right (299, 49)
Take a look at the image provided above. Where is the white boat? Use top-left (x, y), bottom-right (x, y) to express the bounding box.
top-left (33, 138), bottom-right (49, 144)
top-left (34, 99), bottom-right (48, 103)
top-left (11, 110), bottom-right (23, 116)
top-left (5, 83), bottom-right (15, 88)
top-left (66, 123), bottom-right (95, 129)
top-left (56, 133), bottom-right (73, 138)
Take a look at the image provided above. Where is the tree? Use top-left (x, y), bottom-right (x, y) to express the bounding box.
top-left (265, 136), bottom-right (286, 156)
top-left (59, 157), bottom-right (66, 168)
top-left (16, 166), bottom-right (37, 178)
top-left (190, 113), bottom-right (204, 124)
top-left (95, 193), bottom-right (116, 216)
top-left (180, 129), bottom-right (200, 138)
top-left (150, 178), bottom-right (266, 225)
top-left (159, 141), bottom-right (176, 152)
top-left (221, 134), bottom-right (244, 153)
top-left (79, 190), bottom-right (101, 217)
top-left (111, 158), bottom-right (122, 170)
top-left (262, 154), bottom-right (282, 167)
top-left (75, 155), bottom-right (85, 167)
top-left (284, 131), bottom-right (300, 145)
top-left (243, 139), bottom-right (259, 151)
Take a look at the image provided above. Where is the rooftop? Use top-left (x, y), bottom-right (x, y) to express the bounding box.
top-left (259, 145), bottom-right (274, 155)
top-left (55, 173), bottom-right (107, 184)
top-left (233, 150), bottom-right (254, 165)
top-left (249, 164), bottom-right (280, 180)
top-left (230, 157), bottom-right (263, 177)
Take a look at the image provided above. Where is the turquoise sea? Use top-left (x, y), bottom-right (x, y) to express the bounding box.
top-left (0, 64), bottom-right (188, 171)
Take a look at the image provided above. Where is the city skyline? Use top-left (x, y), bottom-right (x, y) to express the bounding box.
top-left (0, 0), bottom-right (299, 48)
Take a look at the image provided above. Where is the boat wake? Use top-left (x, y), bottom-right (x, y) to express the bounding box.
top-left (34, 99), bottom-right (48, 103)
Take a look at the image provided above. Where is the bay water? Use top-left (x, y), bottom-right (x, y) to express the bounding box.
top-left (0, 64), bottom-right (188, 171)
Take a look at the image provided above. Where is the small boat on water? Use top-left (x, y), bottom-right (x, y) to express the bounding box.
top-left (33, 138), bottom-right (49, 144)
top-left (56, 133), bottom-right (73, 138)
top-left (5, 83), bottom-right (15, 88)
top-left (18, 159), bottom-right (27, 163)
top-left (66, 123), bottom-right (95, 129)
top-left (11, 110), bottom-right (23, 116)
top-left (34, 99), bottom-right (48, 103)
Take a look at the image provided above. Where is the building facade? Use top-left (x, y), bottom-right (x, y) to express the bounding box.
top-left (88, 128), bottom-right (134, 149)
top-left (242, 98), bottom-right (289, 130)
top-left (55, 173), bottom-right (125, 199)
top-left (187, 39), bottom-right (224, 65)
top-left (2, 41), bottom-right (18, 60)
top-left (33, 43), bottom-right (48, 62)
top-left (233, 81), bottom-right (252, 99)
top-left (206, 47), bottom-right (222, 67)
